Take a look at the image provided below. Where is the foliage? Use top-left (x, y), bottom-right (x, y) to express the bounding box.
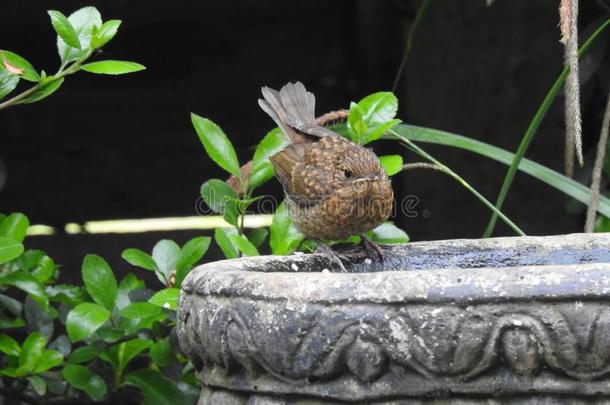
top-left (0, 213), bottom-right (203, 404)
top-left (0, 6), bottom-right (145, 111)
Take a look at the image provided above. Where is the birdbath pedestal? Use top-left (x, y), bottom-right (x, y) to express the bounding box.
top-left (177, 233), bottom-right (610, 404)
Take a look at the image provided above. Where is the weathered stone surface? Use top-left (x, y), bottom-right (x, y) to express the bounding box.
top-left (177, 233), bottom-right (610, 404)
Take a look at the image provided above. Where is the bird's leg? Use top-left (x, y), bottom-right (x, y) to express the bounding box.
top-left (360, 234), bottom-right (384, 262)
top-left (315, 242), bottom-right (347, 272)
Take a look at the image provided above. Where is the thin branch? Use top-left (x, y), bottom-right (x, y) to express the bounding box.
top-left (561, 0), bottom-right (583, 176)
top-left (402, 162), bottom-right (443, 171)
top-left (585, 91), bottom-right (610, 232)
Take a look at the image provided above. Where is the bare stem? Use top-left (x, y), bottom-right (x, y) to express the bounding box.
top-left (402, 162), bottom-right (443, 171)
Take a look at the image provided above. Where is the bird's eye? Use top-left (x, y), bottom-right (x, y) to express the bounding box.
top-left (344, 170), bottom-right (353, 179)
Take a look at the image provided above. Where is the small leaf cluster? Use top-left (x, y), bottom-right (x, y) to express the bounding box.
top-left (0, 6), bottom-right (145, 110)
top-left (0, 213), bottom-right (205, 404)
top-left (191, 91), bottom-right (408, 259)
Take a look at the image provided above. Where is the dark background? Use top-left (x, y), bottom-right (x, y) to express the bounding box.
top-left (1, 0), bottom-right (609, 276)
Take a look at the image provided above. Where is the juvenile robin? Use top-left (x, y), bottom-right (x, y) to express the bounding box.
top-left (259, 82), bottom-right (394, 270)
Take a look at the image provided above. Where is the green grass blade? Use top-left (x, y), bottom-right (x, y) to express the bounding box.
top-left (483, 18), bottom-right (610, 237)
top-left (389, 124), bottom-right (610, 219)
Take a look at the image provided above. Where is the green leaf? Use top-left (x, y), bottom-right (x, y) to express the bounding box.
top-left (369, 222), bottom-right (409, 244)
top-left (47, 284), bottom-right (86, 306)
top-left (150, 339), bottom-right (173, 367)
top-left (18, 78), bottom-right (64, 104)
top-left (152, 240), bottom-right (181, 280)
top-left (175, 237), bottom-right (210, 284)
top-left (91, 20), bottom-right (121, 49)
top-left (0, 50), bottom-right (40, 82)
top-left (389, 124), bottom-right (610, 219)
top-left (62, 364), bottom-right (107, 401)
top-left (214, 227), bottom-right (239, 259)
top-left (247, 228), bottom-right (268, 248)
top-left (200, 179), bottom-right (238, 214)
top-left (124, 369), bottom-right (186, 405)
top-left (0, 68), bottom-right (19, 100)
top-left (33, 349), bottom-right (64, 373)
top-left (191, 114), bottom-right (240, 176)
top-left (66, 303), bottom-right (110, 342)
top-left (120, 302), bottom-right (163, 319)
top-left (148, 288), bottom-right (179, 311)
top-left (17, 332), bottom-right (46, 376)
top-left (0, 271), bottom-right (47, 305)
top-left (48, 10), bottom-right (81, 49)
top-left (0, 212), bottom-right (28, 242)
top-left (0, 333), bottom-right (20, 356)
top-left (57, 7), bottom-right (102, 64)
top-left (347, 102), bottom-right (367, 144)
top-left (230, 234), bottom-right (260, 256)
top-left (30, 254), bottom-right (56, 284)
top-left (378, 155), bottom-right (403, 176)
top-left (364, 118), bottom-right (401, 144)
top-left (82, 254), bottom-right (117, 310)
top-left (250, 128), bottom-right (290, 189)
top-left (358, 92), bottom-right (398, 127)
top-left (28, 375), bottom-right (47, 396)
top-left (121, 248), bottom-right (157, 271)
top-left (270, 202), bottom-right (304, 255)
top-left (101, 339), bottom-right (151, 382)
top-left (0, 236), bottom-right (24, 264)
top-left (96, 326), bottom-right (124, 343)
top-left (69, 343), bottom-right (104, 364)
top-left (116, 273), bottom-right (145, 310)
top-left (81, 60), bottom-right (146, 75)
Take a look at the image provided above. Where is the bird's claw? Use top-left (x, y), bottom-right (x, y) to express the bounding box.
top-left (360, 235), bottom-right (384, 263)
top-left (315, 243), bottom-right (347, 272)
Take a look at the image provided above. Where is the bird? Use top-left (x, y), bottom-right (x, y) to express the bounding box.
top-left (258, 82), bottom-right (394, 270)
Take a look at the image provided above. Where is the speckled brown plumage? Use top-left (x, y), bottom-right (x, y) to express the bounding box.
top-left (259, 82), bottom-right (393, 241)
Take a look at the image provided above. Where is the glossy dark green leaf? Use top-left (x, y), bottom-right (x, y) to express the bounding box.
top-left (18, 78), bottom-right (64, 104)
top-left (230, 235), bottom-right (260, 256)
top-left (66, 303), bottom-right (110, 342)
top-left (247, 228), bottom-right (268, 248)
top-left (28, 375), bottom-right (47, 396)
top-left (119, 302), bottom-right (162, 319)
top-left (214, 227), bottom-right (239, 259)
top-left (121, 248), bottom-right (157, 271)
top-left (270, 202), bottom-right (304, 255)
top-left (0, 236), bottom-right (23, 264)
top-left (91, 19), bottom-right (121, 49)
top-left (0, 271), bottom-right (47, 305)
top-left (378, 155), bottom-right (404, 176)
top-left (82, 254), bottom-right (117, 310)
top-left (0, 50), bottom-right (40, 82)
top-left (17, 332), bottom-right (46, 376)
top-left (0, 333), bottom-right (20, 356)
top-left (56, 7), bottom-right (102, 64)
top-left (81, 60), bottom-right (145, 75)
top-left (0, 212), bottom-right (29, 242)
top-left (200, 178), bottom-right (238, 214)
top-left (47, 284), bottom-right (86, 306)
top-left (124, 369), bottom-right (186, 405)
top-left (101, 339), bottom-right (151, 381)
top-left (48, 335), bottom-right (71, 357)
top-left (152, 240), bottom-right (181, 279)
top-left (33, 349), bottom-right (64, 373)
top-left (69, 342), bottom-right (104, 364)
top-left (175, 237), bottom-right (210, 285)
top-left (24, 296), bottom-right (54, 339)
top-left (191, 114), bottom-right (240, 176)
top-left (116, 273), bottom-right (145, 309)
top-left (369, 222), bottom-right (409, 244)
top-left (150, 339), bottom-right (173, 367)
top-left (96, 326), bottom-right (124, 343)
top-left (62, 364), bottom-right (107, 401)
top-left (148, 288), bottom-right (179, 311)
top-left (0, 68), bottom-right (19, 100)
top-left (48, 10), bottom-right (81, 49)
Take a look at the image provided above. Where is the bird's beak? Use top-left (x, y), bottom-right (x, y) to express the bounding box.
top-left (366, 174), bottom-right (380, 181)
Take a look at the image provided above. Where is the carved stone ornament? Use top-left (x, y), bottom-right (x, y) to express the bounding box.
top-left (177, 233), bottom-right (610, 404)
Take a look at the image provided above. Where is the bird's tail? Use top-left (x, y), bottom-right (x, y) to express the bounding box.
top-left (258, 82), bottom-right (316, 143)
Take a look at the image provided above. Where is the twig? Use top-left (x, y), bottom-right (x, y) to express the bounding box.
top-left (402, 162), bottom-right (443, 171)
top-left (560, 0), bottom-right (583, 176)
top-left (585, 91), bottom-right (610, 232)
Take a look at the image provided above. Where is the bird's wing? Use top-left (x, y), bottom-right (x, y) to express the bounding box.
top-left (269, 143), bottom-right (305, 193)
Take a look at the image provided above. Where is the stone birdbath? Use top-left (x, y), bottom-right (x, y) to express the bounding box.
top-left (177, 233), bottom-right (610, 404)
